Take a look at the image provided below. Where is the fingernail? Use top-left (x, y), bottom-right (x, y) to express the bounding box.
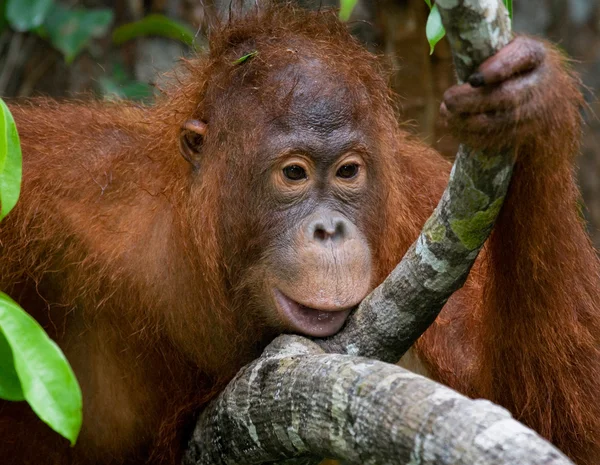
top-left (468, 72), bottom-right (485, 87)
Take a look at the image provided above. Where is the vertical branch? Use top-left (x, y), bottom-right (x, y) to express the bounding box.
top-left (436, 0), bottom-right (511, 82)
top-left (318, 0), bottom-right (514, 362)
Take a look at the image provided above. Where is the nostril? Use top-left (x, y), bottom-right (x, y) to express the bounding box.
top-left (311, 218), bottom-right (347, 243)
top-left (333, 220), bottom-right (346, 241)
top-left (313, 221), bottom-right (336, 241)
top-left (313, 224), bottom-right (328, 242)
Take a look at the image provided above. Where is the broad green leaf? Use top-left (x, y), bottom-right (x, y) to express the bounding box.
top-left (112, 14), bottom-right (195, 46)
top-left (0, 98), bottom-right (22, 221)
top-left (0, 292), bottom-right (82, 445)
top-left (426, 4), bottom-right (446, 55)
top-left (0, 331), bottom-right (24, 401)
top-left (6, 0), bottom-right (53, 32)
top-left (503, 0), bottom-right (513, 19)
top-left (42, 5), bottom-right (113, 64)
top-left (339, 0), bottom-right (358, 22)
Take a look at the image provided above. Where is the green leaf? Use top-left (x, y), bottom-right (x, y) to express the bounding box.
top-left (426, 3), bottom-right (446, 55)
top-left (112, 14), bottom-right (195, 46)
top-left (0, 292), bottom-right (82, 445)
top-left (42, 5), bottom-right (113, 64)
top-left (503, 0), bottom-right (513, 19)
top-left (233, 50), bottom-right (258, 65)
top-left (0, 98), bottom-right (22, 222)
top-left (339, 0), bottom-right (358, 22)
top-left (6, 0), bottom-right (53, 31)
top-left (0, 331), bottom-right (24, 401)
top-left (423, 0), bottom-right (432, 9)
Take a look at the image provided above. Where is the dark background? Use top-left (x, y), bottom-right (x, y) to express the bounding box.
top-left (1, 0), bottom-right (598, 247)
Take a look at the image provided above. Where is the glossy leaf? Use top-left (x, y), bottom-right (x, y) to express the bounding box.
top-left (0, 98), bottom-right (22, 221)
top-left (0, 331), bottom-right (24, 401)
top-left (112, 14), bottom-right (195, 46)
top-left (0, 292), bottom-right (82, 445)
top-left (6, 0), bottom-right (53, 31)
top-left (43, 5), bottom-right (113, 64)
top-left (339, 0), bottom-right (358, 22)
top-left (426, 3), bottom-right (446, 55)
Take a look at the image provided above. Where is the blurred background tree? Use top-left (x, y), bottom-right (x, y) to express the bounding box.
top-left (0, 0), bottom-right (598, 247)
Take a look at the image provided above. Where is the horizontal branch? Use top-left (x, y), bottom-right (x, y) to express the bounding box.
top-left (184, 335), bottom-right (573, 465)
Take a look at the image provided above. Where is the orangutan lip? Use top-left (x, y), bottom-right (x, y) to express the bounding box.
top-left (273, 289), bottom-right (353, 338)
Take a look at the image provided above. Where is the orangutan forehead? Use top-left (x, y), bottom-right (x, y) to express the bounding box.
top-left (261, 56), bottom-right (368, 133)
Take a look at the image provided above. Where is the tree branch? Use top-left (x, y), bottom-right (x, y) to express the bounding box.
top-left (317, 0), bottom-right (513, 361)
top-left (184, 336), bottom-right (572, 465)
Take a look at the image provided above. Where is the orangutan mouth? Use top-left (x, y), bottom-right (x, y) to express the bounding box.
top-left (273, 289), bottom-right (354, 337)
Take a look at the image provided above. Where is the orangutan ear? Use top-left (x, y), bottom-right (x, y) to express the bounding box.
top-left (179, 119), bottom-right (207, 169)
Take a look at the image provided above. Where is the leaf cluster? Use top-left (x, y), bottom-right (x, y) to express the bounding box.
top-left (0, 1), bottom-right (195, 100)
top-left (2, 0), bottom-right (113, 63)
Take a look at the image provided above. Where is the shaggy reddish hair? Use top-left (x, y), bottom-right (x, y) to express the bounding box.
top-left (0, 4), bottom-right (598, 465)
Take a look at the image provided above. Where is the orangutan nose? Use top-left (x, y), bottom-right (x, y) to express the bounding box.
top-left (307, 212), bottom-right (354, 244)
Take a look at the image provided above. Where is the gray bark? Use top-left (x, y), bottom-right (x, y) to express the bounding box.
top-left (182, 1), bottom-right (572, 464)
top-left (184, 336), bottom-right (572, 465)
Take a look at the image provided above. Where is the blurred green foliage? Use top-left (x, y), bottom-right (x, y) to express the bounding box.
top-left (6, 0), bottom-right (54, 32)
top-left (0, 1), bottom-right (198, 101)
top-left (339, 0), bottom-right (358, 21)
top-left (112, 14), bottom-right (196, 47)
top-left (3, 0), bottom-right (113, 63)
top-left (98, 63), bottom-right (154, 102)
top-left (42, 4), bottom-right (113, 63)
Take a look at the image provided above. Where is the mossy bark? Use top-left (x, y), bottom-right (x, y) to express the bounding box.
top-left (183, 336), bottom-right (572, 465)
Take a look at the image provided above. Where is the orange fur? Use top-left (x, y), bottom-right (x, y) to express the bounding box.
top-left (0, 6), bottom-right (597, 465)
top-left (415, 45), bottom-right (600, 464)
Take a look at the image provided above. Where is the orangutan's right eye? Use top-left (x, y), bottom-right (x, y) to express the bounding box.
top-left (283, 165), bottom-right (307, 181)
